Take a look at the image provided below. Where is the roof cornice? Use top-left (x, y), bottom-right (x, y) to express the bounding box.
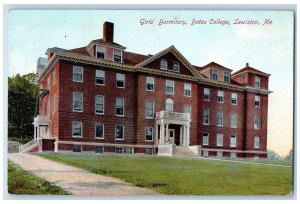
top-left (232, 69), bottom-right (271, 77)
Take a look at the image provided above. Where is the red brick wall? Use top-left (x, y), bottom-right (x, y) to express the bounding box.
top-left (232, 72), bottom-right (269, 90)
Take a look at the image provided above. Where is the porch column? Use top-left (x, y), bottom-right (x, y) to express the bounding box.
top-left (37, 125), bottom-right (40, 141)
top-left (183, 125), bottom-right (186, 146)
top-left (166, 123), bottom-right (169, 144)
top-left (180, 126), bottom-right (183, 146)
top-left (187, 125), bottom-right (190, 146)
top-left (34, 125), bottom-right (37, 142)
top-left (155, 124), bottom-right (159, 145)
top-left (160, 123), bottom-right (165, 144)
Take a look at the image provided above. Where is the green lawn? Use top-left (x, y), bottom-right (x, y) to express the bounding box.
top-left (8, 161), bottom-right (68, 195)
top-left (38, 153), bottom-right (292, 195)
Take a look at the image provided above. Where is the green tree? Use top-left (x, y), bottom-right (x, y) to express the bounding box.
top-left (285, 149), bottom-right (293, 161)
top-left (8, 73), bottom-right (39, 141)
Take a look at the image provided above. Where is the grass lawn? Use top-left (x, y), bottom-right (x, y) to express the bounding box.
top-left (8, 161), bottom-right (68, 195)
top-left (38, 153), bottom-right (293, 195)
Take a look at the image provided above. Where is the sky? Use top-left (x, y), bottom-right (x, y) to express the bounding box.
top-left (7, 10), bottom-right (294, 156)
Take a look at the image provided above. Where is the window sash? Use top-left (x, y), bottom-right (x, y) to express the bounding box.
top-left (203, 109), bottom-right (209, 124)
top-left (166, 80), bottom-right (174, 94)
top-left (145, 127), bottom-right (153, 141)
top-left (95, 146), bottom-right (104, 153)
top-left (217, 134), bottom-right (223, 146)
top-left (224, 72), bottom-right (230, 82)
top-left (115, 126), bottom-right (124, 140)
top-left (160, 60), bottom-right (167, 69)
top-left (96, 46), bottom-right (105, 59)
top-left (254, 136), bottom-right (260, 148)
top-left (95, 95), bottom-right (104, 114)
top-left (146, 77), bottom-right (154, 91)
top-left (231, 93), bottom-right (237, 104)
top-left (217, 91), bottom-right (224, 103)
top-left (96, 70), bottom-right (105, 85)
top-left (254, 116), bottom-right (260, 129)
top-left (255, 77), bottom-right (261, 88)
top-left (73, 66), bottom-right (83, 82)
top-left (255, 96), bottom-right (260, 107)
top-left (116, 98), bottom-right (124, 116)
top-left (204, 88), bottom-right (210, 100)
top-left (217, 111), bottom-right (223, 126)
top-left (72, 122), bottom-right (82, 137)
top-left (183, 105), bottom-right (191, 113)
top-left (95, 123), bottom-right (104, 138)
top-left (114, 50), bottom-right (122, 62)
top-left (73, 92), bottom-right (83, 111)
top-left (173, 62), bottom-right (180, 72)
top-left (230, 135), bottom-right (237, 147)
top-left (203, 133), bottom-right (209, 145)
top-left (184, 83), bottom-right (191, 96)
top-left (212, 70), bottom-right (218, 80)
top-left (115, 147), bottom-right (123, 154)
top-left (231, 113), bottom-right (237, 128)
top-left (146, 101), bottom-right (154, 118)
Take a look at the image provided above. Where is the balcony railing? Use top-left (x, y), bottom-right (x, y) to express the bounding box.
top-left (34, 115), bottom-right (49, 125)
top-left (156, 110), bottom-right (190, 121)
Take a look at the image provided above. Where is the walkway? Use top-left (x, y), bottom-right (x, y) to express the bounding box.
top-left (8, 153), bottom-right (159, 196)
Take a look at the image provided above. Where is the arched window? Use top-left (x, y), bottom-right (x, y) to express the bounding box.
top-left (173, 61), bottom-right (180, 72)
top-left (160, 59), bottom-right (167, 70)
top-left (166, 99), bottom-right (173, 112)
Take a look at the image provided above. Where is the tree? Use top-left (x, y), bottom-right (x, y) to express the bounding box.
top-left (285, 149), bottom-right (293, 161)
top-left (267, 150), bottom-right (282, 160)
top-left (8, 73), bottom-right (39, 140)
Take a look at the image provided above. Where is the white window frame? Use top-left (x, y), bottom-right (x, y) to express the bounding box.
top-left (95, 123), bottom-right (104, 139)
top-left (230, 112), bottom-right (237, 128)
top-left (230, 135), bottom-right (237, 147)
top-left (115, 125), bottom-right (124, 140)
top-left (166, 99), bottom-right (174, 112)
top-left (212, 69), bottom-right (218, 80)
top-left (115, 147), bottom-right (123, 154)
top-left (116, 98), bottom-right (124, 117)
top-left (254, 136), bottom-right (260, 149)
top-left (113, 49), bottom-right (122, 63)
top-left (202, 132), bottom-right (209, 146)
top-left (184, 82), bottom-right (192, 97)
top-left (73, 92), bottom-right (83, 112)
top-left (95, 95), bottom-right (104, 115)
top-left (203, 88), bottom-right (210, 101)
top-left (217, 151), bottom-right (223, 158)
top-left (217, 90), bottom-right (224, 103)
top-left (203, 108), bottom-right (209, 125)
top-left (203, 151), bottom-right (209, 157)
top-left (146, 76), bottom-right (155, 91)
top-left (255, 95), bottom-right (260, 107)
top-left (217, 111), bottom-right (223, 127)
top-left (95, 70), bottom-right (105, 85)
top-left (255, 76), bottom-right (261, 88)
top-left (231, 93), bottom-right (237, 105)
top-left (145, 100), bottom-right (154, 118)
top-left (73, 66), bottom-right (83, 83)
top-left (165, 80), bottom-right (174, 94)
top-left (230, 152), bottom-right (236, 158)
top-left (254, 115), bottom-right (260, 129)
top-left (145, 127), bottom-right (153, 142)
top-left (116, 73), bottom-right (125, 88)
top-left (95, 146), bottom-right (104, 154)
top-left (183, 105), bottom-right (191, 114)
top-left (160, 59), bottom-right (168, 70)
top-left (96, 46), bottom-right (105, 59)
top-left (224, 71), bottom-right (230, 83)
top-left (173, 61), bottom-right (180, 72)
top-left (72, 121), bottom-right (82, 138)
top-left (216, 134), bottom-right (223, 147)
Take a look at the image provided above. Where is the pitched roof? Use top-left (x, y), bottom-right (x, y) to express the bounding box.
top-left (45, 47), bottom-right (67, 55)
top-left (65, 47), bottom-right (90, 56)
top-left (89, 38), bottom-right (126, 49)
top-left (123, 51), bottom-right (150, 65)
top-left (201, 61), bottom-right (233, 71)
top-left (232, 66), bottom-right (271, 77)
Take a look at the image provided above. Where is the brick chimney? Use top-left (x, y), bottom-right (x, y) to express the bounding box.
top-left (103, 22), bottom-right (114, 43)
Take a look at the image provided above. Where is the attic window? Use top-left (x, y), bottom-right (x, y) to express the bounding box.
top-left (160, 60), bottom-right (167, 70)
top-left (114, 50), bottom-right (122, 63)
top-left (96, 46), bottom-right (105, 59)
top-left (224, 72), bottom-right (230, 83)
top-left (173, 62), bottom-right (180, 72)
top-left (255, 76), bottom-right (261, 88)
top-left (212, 69), bottom-right (218, 80)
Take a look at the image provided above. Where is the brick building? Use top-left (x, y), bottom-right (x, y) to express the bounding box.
top-left (32, 22), bottom-right (271, 158)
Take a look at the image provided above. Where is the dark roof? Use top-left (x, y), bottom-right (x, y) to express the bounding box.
top-left (45, 47), bottom-right (67, 55)
top-left (232, 66), bottom-right (270, 77)
top-left (65, 47), bottom-right (90, 56)
top-left (201, 61), bottom-right (233, 71)
top-left (90, 39), bottom-right (125, 48)
top-left (123, 51), bottom-right (150, 65)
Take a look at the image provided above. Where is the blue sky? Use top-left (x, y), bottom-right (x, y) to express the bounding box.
top-left (8, 10), bottom-right (294, 155)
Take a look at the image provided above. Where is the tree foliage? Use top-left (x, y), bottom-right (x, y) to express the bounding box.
top-left (8, 73), bottom-right (38, 139)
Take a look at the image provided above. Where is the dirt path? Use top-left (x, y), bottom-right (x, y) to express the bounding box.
top-left (8, 153), bottom-right (159, 196)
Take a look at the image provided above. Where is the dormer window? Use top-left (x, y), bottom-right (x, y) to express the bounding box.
top-left (255, 76), bottom-right (261, 88)
top-left (173, 61), bottom-right (180, 72)
top-left (114, 50), bottom-right (122, 63)
top-left (224, 72), bottom-right (230, 83)
top-left (160, 59), bottom-right (167, 70)
top-left (96, 46), bottom-right (105, 59)
top-left (212, 69), bottom-right (218, 80)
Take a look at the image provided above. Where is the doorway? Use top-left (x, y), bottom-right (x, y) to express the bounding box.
top-left (169, 129), bottom-right (175, 144)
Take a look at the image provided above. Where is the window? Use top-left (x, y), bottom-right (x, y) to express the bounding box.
top-left (73, 145), bottom-right (82, 152)
top-left (146, 101), bottom-right (154, 118)
top-left (212, 69), bottom-right (218, 80)
top-left (230, 152), bottom-right (236, 158)
top-left (255, 96), bottom-right (260, 107)
top-left (73, 66), bottom-right (83, 82)
top-left (51, 94), bottom-right (55, 113)
top-left (72, 121), bottom-right (82, 137)
top-left (203, 88), bottom-right (210, 101)
top-left (145, 127), bottom-right (153, 141)
top-left (254, 115), bottom-right (260, 129)
top-left (95, 123), bottom-right (104, 139)
top-left (95, 146), bottom-right (104, 154)
top-left (73, 92), bottom-right (83, 112)
top-left (217, 151), bottom-right (223, 158)
top-left (217, 111), bottom-right (223, 126)
top-left (95, 70), bottom-right (105, 85)
top-left (230, 112), bottom-right (237, 128)
top-left (217, 134), bottom-right (223, 146)
top-left (116, 73), bottom-right (125, 88)
top-left (116, 98), bottom-right (124, 116)
top-left (255, 76), bottom-right (261, 88)
top-left (95, 95), bottom-right (104, 114)
top-left (160, 59), bottom-right (167, 70)
top-left (166, 99), bottom-right (173, 112)
top-left (217, 91), bottom-right (224, 103)
top-left (230, 135), bottom-right (237, 147)
top-left (231, 93), bottom-right (237, 105)
top-left (202, 132), bottom-right (209, 145)
top-left (173, 61), bottom-right (180, 72)
top-left (224, 72), bottom-right (230, 83)
top-left (146, 148), bottom-right (153, 155)
top-left (166, 80), bottom-right (174, 94)
top-left (184, 83), bottom-right (191, 96)
top-left (146, 76), bottom-right (154, 91)
top-left (96, 46), bottom-right (105, 59)
top-left (52, 70), bottom-right (56, 84)
top-left (254, 136), bottom-right (260, 148)
top-left (203, 151), bottom-right (209, 157)
top-left (203, 108), bottom-right (209, 125)
top-left (115, 147), bottom-right (123, 154)
top-left (115, 125), bottom-right (124, 140)
top-left (124, 147), bottom-right (133, 154)
top-left (114, 50), bottom-right (122, 63)
top-left (183, 105), bottom-right (191, 114)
